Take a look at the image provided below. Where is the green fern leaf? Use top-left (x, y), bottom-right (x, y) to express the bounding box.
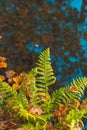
top-left (36, 48), bottom-right (56, 103)
top-left (51, 77), bottom-right (87, 110)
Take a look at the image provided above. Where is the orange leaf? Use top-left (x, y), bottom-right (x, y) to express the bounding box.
top-left (59, 104), bottom-right (68, 113)
top-left (0, 62), bottom-right (7, 68)
top-left (59, 104), bottom-right (65, 111)
top-left (74, 100), bottom-right (80, 108)
top-left (69, 86), bottom-right (78, 93)
top-left (12, 83), bottom-right (20, 90)
top-left (0, 75), bottom-right (5, 81)
top-left (80, 102), bottom-right (87, 109)
top-left (0, 56), bottom-right (7, 62)
top-left (13, 75), bottom-right (21, 84)
top-left (54, 109), bottom-right (61, 117)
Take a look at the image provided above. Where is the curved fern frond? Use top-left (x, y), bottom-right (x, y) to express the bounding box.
top-left (36, 48), bottom-right (56, 103)
top-left (70, 77), bottom-right (87, 100)
top-left (51, 77), bottom-right (87, 110)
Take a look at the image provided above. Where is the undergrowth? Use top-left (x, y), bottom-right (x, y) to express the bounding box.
top-left (0, 48), bottom-right (87, 130)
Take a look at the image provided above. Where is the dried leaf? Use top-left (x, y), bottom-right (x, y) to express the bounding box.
top-left (0, 56), bottom-right (7, 62)
top-left (74, 100), bottom-right (80, 108)
top-left (59, 104), bottom-right (68, 113)
top-left (46, 123), bottom-right (53, 130)
top-left (13, 75), bottom-right (21, 84)
top-left (0, 75), bottom-right (5, 81)
top-left (29, 106), bottom-right (43, 115)
top-left (12, 83), bottom-right (20, 90)
top-left (80, 102), bottom-right (87, 109)
top-left (0, 62), bottom-right (7, 68)
top-left (5, 70), bottom-right (16, 78)
top-left (69, 86), bottom-right (78, 93)
top-left (54, 109), bottom-right (61, 117)
top-left (8, 78), bottom-right (14, 84)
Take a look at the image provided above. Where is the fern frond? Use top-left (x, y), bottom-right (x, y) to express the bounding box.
top-left (17, 93), bottom-right (28, 108)
top-left (18, 108), bottom-right (34, 121)
top-left (0, 80), bottom-right (18, 100)
top-left (36, 48), bottom-right (56, 103)
top-left (20, 68), bottom-right (40, 106)
top-left (0, 80), bottom-right (27, 120)
top-left (51, 77), bottom-right (87, 110)
top-left (66, 108), bottom-right (87, 125)
top-left (18, 108), bottom-right (52, 126)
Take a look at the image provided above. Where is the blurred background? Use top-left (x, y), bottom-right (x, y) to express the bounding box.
top-left (0, 0), bottom-right (87, 89)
